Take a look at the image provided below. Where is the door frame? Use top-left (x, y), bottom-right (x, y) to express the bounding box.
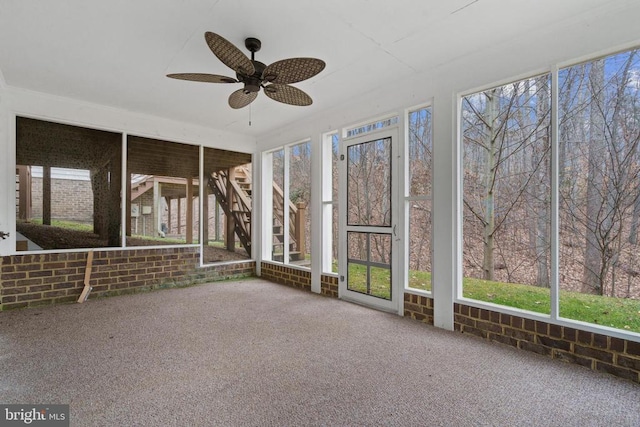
top-left (338, 126), bottom-right (401, 313)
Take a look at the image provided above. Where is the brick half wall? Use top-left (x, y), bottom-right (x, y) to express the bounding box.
top-left (392, 292), bottom-right (640, 383)
top-left (454, 303), bottom-right (640, 383)
top-left (1, 248), bottom-right (255, 309)
top-left (260, 262), bottom-right (311, 291)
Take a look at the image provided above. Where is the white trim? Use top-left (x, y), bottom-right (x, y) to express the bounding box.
top-left (310, 133), bottom-right (322, 293)
top-left (198, 145), bottom-right (204, 267)
top-left (283, 145), bottom-right (290, 264)
top-left (120, 133), bottom-right (128, 247)
top-left (431, 89), bottom-right (456, 330)
top-left (320, 130), bottom-right (338, 275)
top-left (12, 243), bottom-right (201, 256)
top-left (342, 112), bottom-right (400, 139)
top-left (550, 66), bottom-right (560, 320)
top-left (404, 287), bottom-right (432, 298)
top-left (555, 39), bottom-right (640, 70)
top-left (253, 151), bottom-right (261, 276)
top-left (260, 150), bottom-right (274, 264)
top-left (457, 68), bottom-right (552, 101)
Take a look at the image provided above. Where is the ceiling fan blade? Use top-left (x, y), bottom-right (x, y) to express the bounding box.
top-left (262, 58), bottom-right (325, 84)
top-left (228, 88), bottom-right (258, 109)
top-left (167, 73), bottom-right (238, 83)
top-left (263, 84), bottom-right (313, 106)
top-left (205, 32), bottom-right (255, 76)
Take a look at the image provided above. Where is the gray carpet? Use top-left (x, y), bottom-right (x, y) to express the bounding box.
top-left (1, 278), bottom-right (638, 426)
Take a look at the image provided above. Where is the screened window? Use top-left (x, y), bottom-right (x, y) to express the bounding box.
top-left (462, 75), bottom-right (552, 313)
top-left (407, 106), bottom-right (433, 291)
top-left (265, 141), bottom-right (312, 268)
top-left (558, 48), bottom-right (640, 332)
top-left (15, 117), bottom-right (122, 250)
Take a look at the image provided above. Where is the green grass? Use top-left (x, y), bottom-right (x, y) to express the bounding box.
top-left (28, 218), bottom-right (93, 232)
top-left (406, 270), bottom-right (640, 333)
top-left (347, 263), bottom-right (391, 300)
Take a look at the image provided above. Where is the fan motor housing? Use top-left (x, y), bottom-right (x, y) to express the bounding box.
top-left (238, 60), bottom-right (266, 93)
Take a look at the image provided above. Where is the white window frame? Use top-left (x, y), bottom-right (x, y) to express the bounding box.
top-left (456, 46), bottom-right (640, 342)
top-left (321, 131), bottom-right (339, 275)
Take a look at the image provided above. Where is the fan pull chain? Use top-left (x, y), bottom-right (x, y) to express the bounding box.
top-left (249, 104), bottom-right (252, 126)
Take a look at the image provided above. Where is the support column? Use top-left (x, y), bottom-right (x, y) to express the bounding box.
top-left (295, 202), bottom-right (307, 257)
top-left (203, 184), bottom-right (209, 245)
top-left (43, 165), bottom-right (51, 226)
top-left (215, 200), bottom-right (221, 241)
top-left (177, 197), bottom-right (182, 236)
top-left (91, 168), bottom-right (109, 238)
top-left (166, 197), bottom-right (172, 234)
top-left (126, 172), bottom-right (132, 237)
top-left (186, 178), bottom-right (193, 244)
top-left (107, 157), bottom-right (122, 247)
top-left (431, 89), bottom-right (456, 330)
top-left (17, 166), bottom-right (32, 221)
top-left (226, 168), bottom-right (236, 252)
top-left (153, 179), bottom-right (160, 238)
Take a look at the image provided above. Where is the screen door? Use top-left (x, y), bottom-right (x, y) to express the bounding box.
top-left (339, 128), bottom-right (398, 312)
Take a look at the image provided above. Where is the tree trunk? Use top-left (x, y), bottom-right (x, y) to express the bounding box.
top-left (535, 75), bottom-right (551, 287)
top-left (483, 89), bottom-right (499, 281)
top-left (582, 59), bottom-right (605, 295)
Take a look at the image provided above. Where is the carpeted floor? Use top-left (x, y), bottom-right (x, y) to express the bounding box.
top-left (1, 278), bottom-right (639, 426)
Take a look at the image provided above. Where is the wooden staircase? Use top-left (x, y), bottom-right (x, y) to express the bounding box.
top-left (208, 165), bottom-right (307, 263)
top-left (130, 175), bottom-right (154, 200)
top-left (271, 182), bottom-right (307, 263)
top-left (208, 167), bottom-right (252, 256)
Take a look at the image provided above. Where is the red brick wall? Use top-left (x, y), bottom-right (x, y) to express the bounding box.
top-left (454, 303), bottom-right (640, 383)
top-left (259, 263), bottom-right (337, 297)
top-left (320, 274), bottom-right (338, 298)
top-left (260, 262), bottom-right (311, 291)
top-left (402, 294), bottom-right (640, 383)
top-left (1, 248), bottom-right (255, 309)
top-left (403, 293), bottom-right (434, 324)
top-left (31, 177), bottom-right (93, 222)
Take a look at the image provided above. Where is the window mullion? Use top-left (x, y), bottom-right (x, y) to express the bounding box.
top-left (550, 65), bottom-right (560, 321)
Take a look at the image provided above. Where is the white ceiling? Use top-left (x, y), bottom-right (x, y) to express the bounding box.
top-left (1, 0), bottom-right (639, 138)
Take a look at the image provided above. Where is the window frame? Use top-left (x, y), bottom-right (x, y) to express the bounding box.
top-left (455, 46), bottom-right (640, 341)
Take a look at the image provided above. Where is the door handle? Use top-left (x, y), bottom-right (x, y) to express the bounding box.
top-left (393, 225), bottom-right (397, 236)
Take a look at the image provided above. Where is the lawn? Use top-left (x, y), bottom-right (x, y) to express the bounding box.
top-left (407, 270), bottom-right (640, 333)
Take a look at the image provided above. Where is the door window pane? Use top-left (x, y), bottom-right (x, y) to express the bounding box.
top-left (347, 232), bottom-right (392, 300)
top-left (347, 138), bottom-right (392, 227)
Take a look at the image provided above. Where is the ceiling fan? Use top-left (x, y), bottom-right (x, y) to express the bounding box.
top-left (167, 32), bottom-right (325, 109)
